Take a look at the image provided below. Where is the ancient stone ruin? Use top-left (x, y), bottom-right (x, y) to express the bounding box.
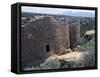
top-left (69, 23), bottom-right (80, 49)
top-left (21, 16), bottom-right (80, 68)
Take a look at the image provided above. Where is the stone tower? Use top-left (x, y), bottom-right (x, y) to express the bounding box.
top-left (69, 22), bottom-right (80, 49)
top-left (21, 17), bottom-right (70, 67)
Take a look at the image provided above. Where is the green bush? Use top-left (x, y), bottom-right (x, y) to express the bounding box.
top-left (80, 36), bottom-right (95, 51)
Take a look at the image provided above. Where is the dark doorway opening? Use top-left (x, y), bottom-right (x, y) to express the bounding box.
top-left (46, 44), bottom-right (50, 52)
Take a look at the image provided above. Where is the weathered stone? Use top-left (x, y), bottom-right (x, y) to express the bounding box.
top-left (84, 30), bottom-right (95, 41)
top-left (21, 17), bottom-right (70, 67)
top-left (69, 22), bottom-right (80, 49)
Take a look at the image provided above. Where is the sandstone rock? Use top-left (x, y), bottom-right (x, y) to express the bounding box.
top-left (84, 30), bottom-right (95, 41)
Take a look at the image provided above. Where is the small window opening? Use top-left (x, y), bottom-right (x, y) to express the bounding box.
top-left (46, 44), bottom-right (50, 52)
